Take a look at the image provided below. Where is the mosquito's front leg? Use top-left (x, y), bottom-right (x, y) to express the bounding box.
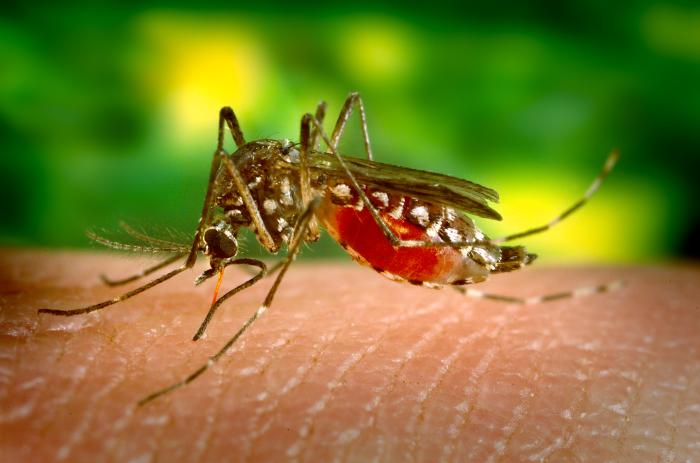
top-left (100, 253), bottom-right (186, 287)
top-left (139, 197), bottom-right (321, 406)
top-left (192, 258), bottom-right (267, 341)
top-left (38, 107), bottom-right (251, 317)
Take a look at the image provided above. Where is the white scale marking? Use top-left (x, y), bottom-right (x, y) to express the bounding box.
top-left (263, 199), bottom-right (278, 215)
top-left (371, 191), bottom-right (389, 208)
top-left (410, 205), bottom-right (430, 227)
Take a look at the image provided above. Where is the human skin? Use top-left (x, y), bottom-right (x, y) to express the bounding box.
top-left (1, 249), bottom-right (699, 462)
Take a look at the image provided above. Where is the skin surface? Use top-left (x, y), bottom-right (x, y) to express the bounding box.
top-left (1, 249), bottom-right (699, 462)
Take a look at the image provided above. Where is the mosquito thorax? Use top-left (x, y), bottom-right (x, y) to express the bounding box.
top-left (213, 139), bottom-right (306, 252)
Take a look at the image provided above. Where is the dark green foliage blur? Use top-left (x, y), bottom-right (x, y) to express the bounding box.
top-left (2, 2), bottom-right (699, 262)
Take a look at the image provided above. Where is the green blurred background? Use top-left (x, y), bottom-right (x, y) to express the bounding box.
top-left (2, 2), bottom-right (699, 263)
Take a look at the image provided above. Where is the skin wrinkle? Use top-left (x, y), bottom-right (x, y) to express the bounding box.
top-left (199, 331), bottom-right (293, 462)
top-left (676, 363), bottom-right (700, 462)
top-left (189, 363), bottom-right (225, 463)
top-left (190, 327), bottom-right (294, 461)
top-left (254, 292), bottom-right (434, 462)
top-left (657, 358), bottom-right (696, 463)
top-left (359, 304), bottom-right (459, 463)
top-left (330, 302), bottom-right (449, 463)
top-left (532, 348), bottom-right (594, 460)
top-left (334, 306), bottom-right (448, 462)
top-left (295, 298), bottom-right (448, 462)
top-left (613, 344), bottom-right (652, 459)
top-left (106, 314), bottom-right (176, 461)
top-left (490, 343), bottom-right (546, 462)
top-left (116, 294), bottom-right (225, 463)
top-left (139, 340), bottom-right (184, 462)
top-left (243, 327), bottom-right (343, 462)
top-left (55, 328), bottom-right (109, 461)
top-left (407, 326), bottom-right (486, 463)
top-left (0, 316), bottom-right (39, 419)
top-left (440, 313), bottom-right (510, 462)
top-left (60, 325), bottom-right (129, 457)
top-left (104, 344), bottom-right (147, 463)
top-left (290, 338), bottom-right (376, 462)
top-left (156, 326), bottom-right (256, 462)
top-left (32, 324), bottom-right (105, 460)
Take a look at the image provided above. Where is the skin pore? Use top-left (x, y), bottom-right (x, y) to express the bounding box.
top-left (1, 250), bottom-right (699, 462)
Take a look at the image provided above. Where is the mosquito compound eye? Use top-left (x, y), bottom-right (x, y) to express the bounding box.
top-left (204, 226), bottom-right (238, 258)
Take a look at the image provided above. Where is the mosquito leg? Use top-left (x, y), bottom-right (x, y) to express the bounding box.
top-left (100, 253), bottom-right (186, 287)
top-left (309, 100), bottom-right (327, 151)
top-left (39, 107), bottom-right (248, 317)
top-left (481, 150), bottom-right (619, 245)
top-left (219, 106), bottom-right (246, 149)
top-left (330, 91), bottom-right (374, 160)
top-left (299, 114), bottom-right (320, 241)
top-left (138, 197), bottom-right (321, 406)
top-left (220, 156), bottom-right (278, 252)
top-left (453, 280), bottom-right (625, 304)
top-left (192, 258), bottom-right (267, 341)
top-left (38, 264), bottom-right (191, 316)
top-left (308, 115), bottom-right (406, 248)
top-left (184, 108), bottom-right (246, 266)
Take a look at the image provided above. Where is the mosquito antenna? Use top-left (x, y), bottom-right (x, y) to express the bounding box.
top-left (118, 221), bottom-right (191, 250)
top-left (86, 230), bottom-right (190, 254)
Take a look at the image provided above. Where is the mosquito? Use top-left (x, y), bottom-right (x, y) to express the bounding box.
top-left (38, 92), bottom-right (621, 405)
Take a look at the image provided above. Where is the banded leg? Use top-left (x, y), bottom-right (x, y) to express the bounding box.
top-left (330, 91), bottom-right (374, 160)
top-left (138, 197), bottom-right (321, 406)
top-left (454, 280), bottom-right (625, 304)
top-left (38, 264), bottom-right (191, 316)
top-left (309, 100), bottom-right (327, 151)
top-left (483, 150), bottom-right (620, 245)
top-left (299, 114), bottom-right (320, 241)
top-left (38, 107), bottom-right (249, 317)
top-left (192, 258), bottom-right (267, 341)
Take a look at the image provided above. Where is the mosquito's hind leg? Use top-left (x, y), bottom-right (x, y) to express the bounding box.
top-left (330, 92), bottom-right (374, 160)
top-left (453, 280), bottom-right (625, 305)
top-left (101, 253), bottom-right (186, 286)
top-left (482, 150), bottom-right (620, 246)
top-left (139, 197), bottom-right (321, 406)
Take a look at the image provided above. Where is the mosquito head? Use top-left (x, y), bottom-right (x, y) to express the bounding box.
top-left (203, 221), bottom-right (238, 259)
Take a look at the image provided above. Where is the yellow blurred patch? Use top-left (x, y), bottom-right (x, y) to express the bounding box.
top-left (479, 171), bottom-right (666, 263)
top-left (335, 17), bottom-right (416, 85)
top-left (134, 12), bottom-right (270, 146)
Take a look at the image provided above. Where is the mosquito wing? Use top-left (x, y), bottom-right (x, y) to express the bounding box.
top-left (307, 153), bottom-right (502, 220)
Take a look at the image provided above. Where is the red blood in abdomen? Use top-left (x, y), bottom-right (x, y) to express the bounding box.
top-left (318, 199), bottom-right (464, 284)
